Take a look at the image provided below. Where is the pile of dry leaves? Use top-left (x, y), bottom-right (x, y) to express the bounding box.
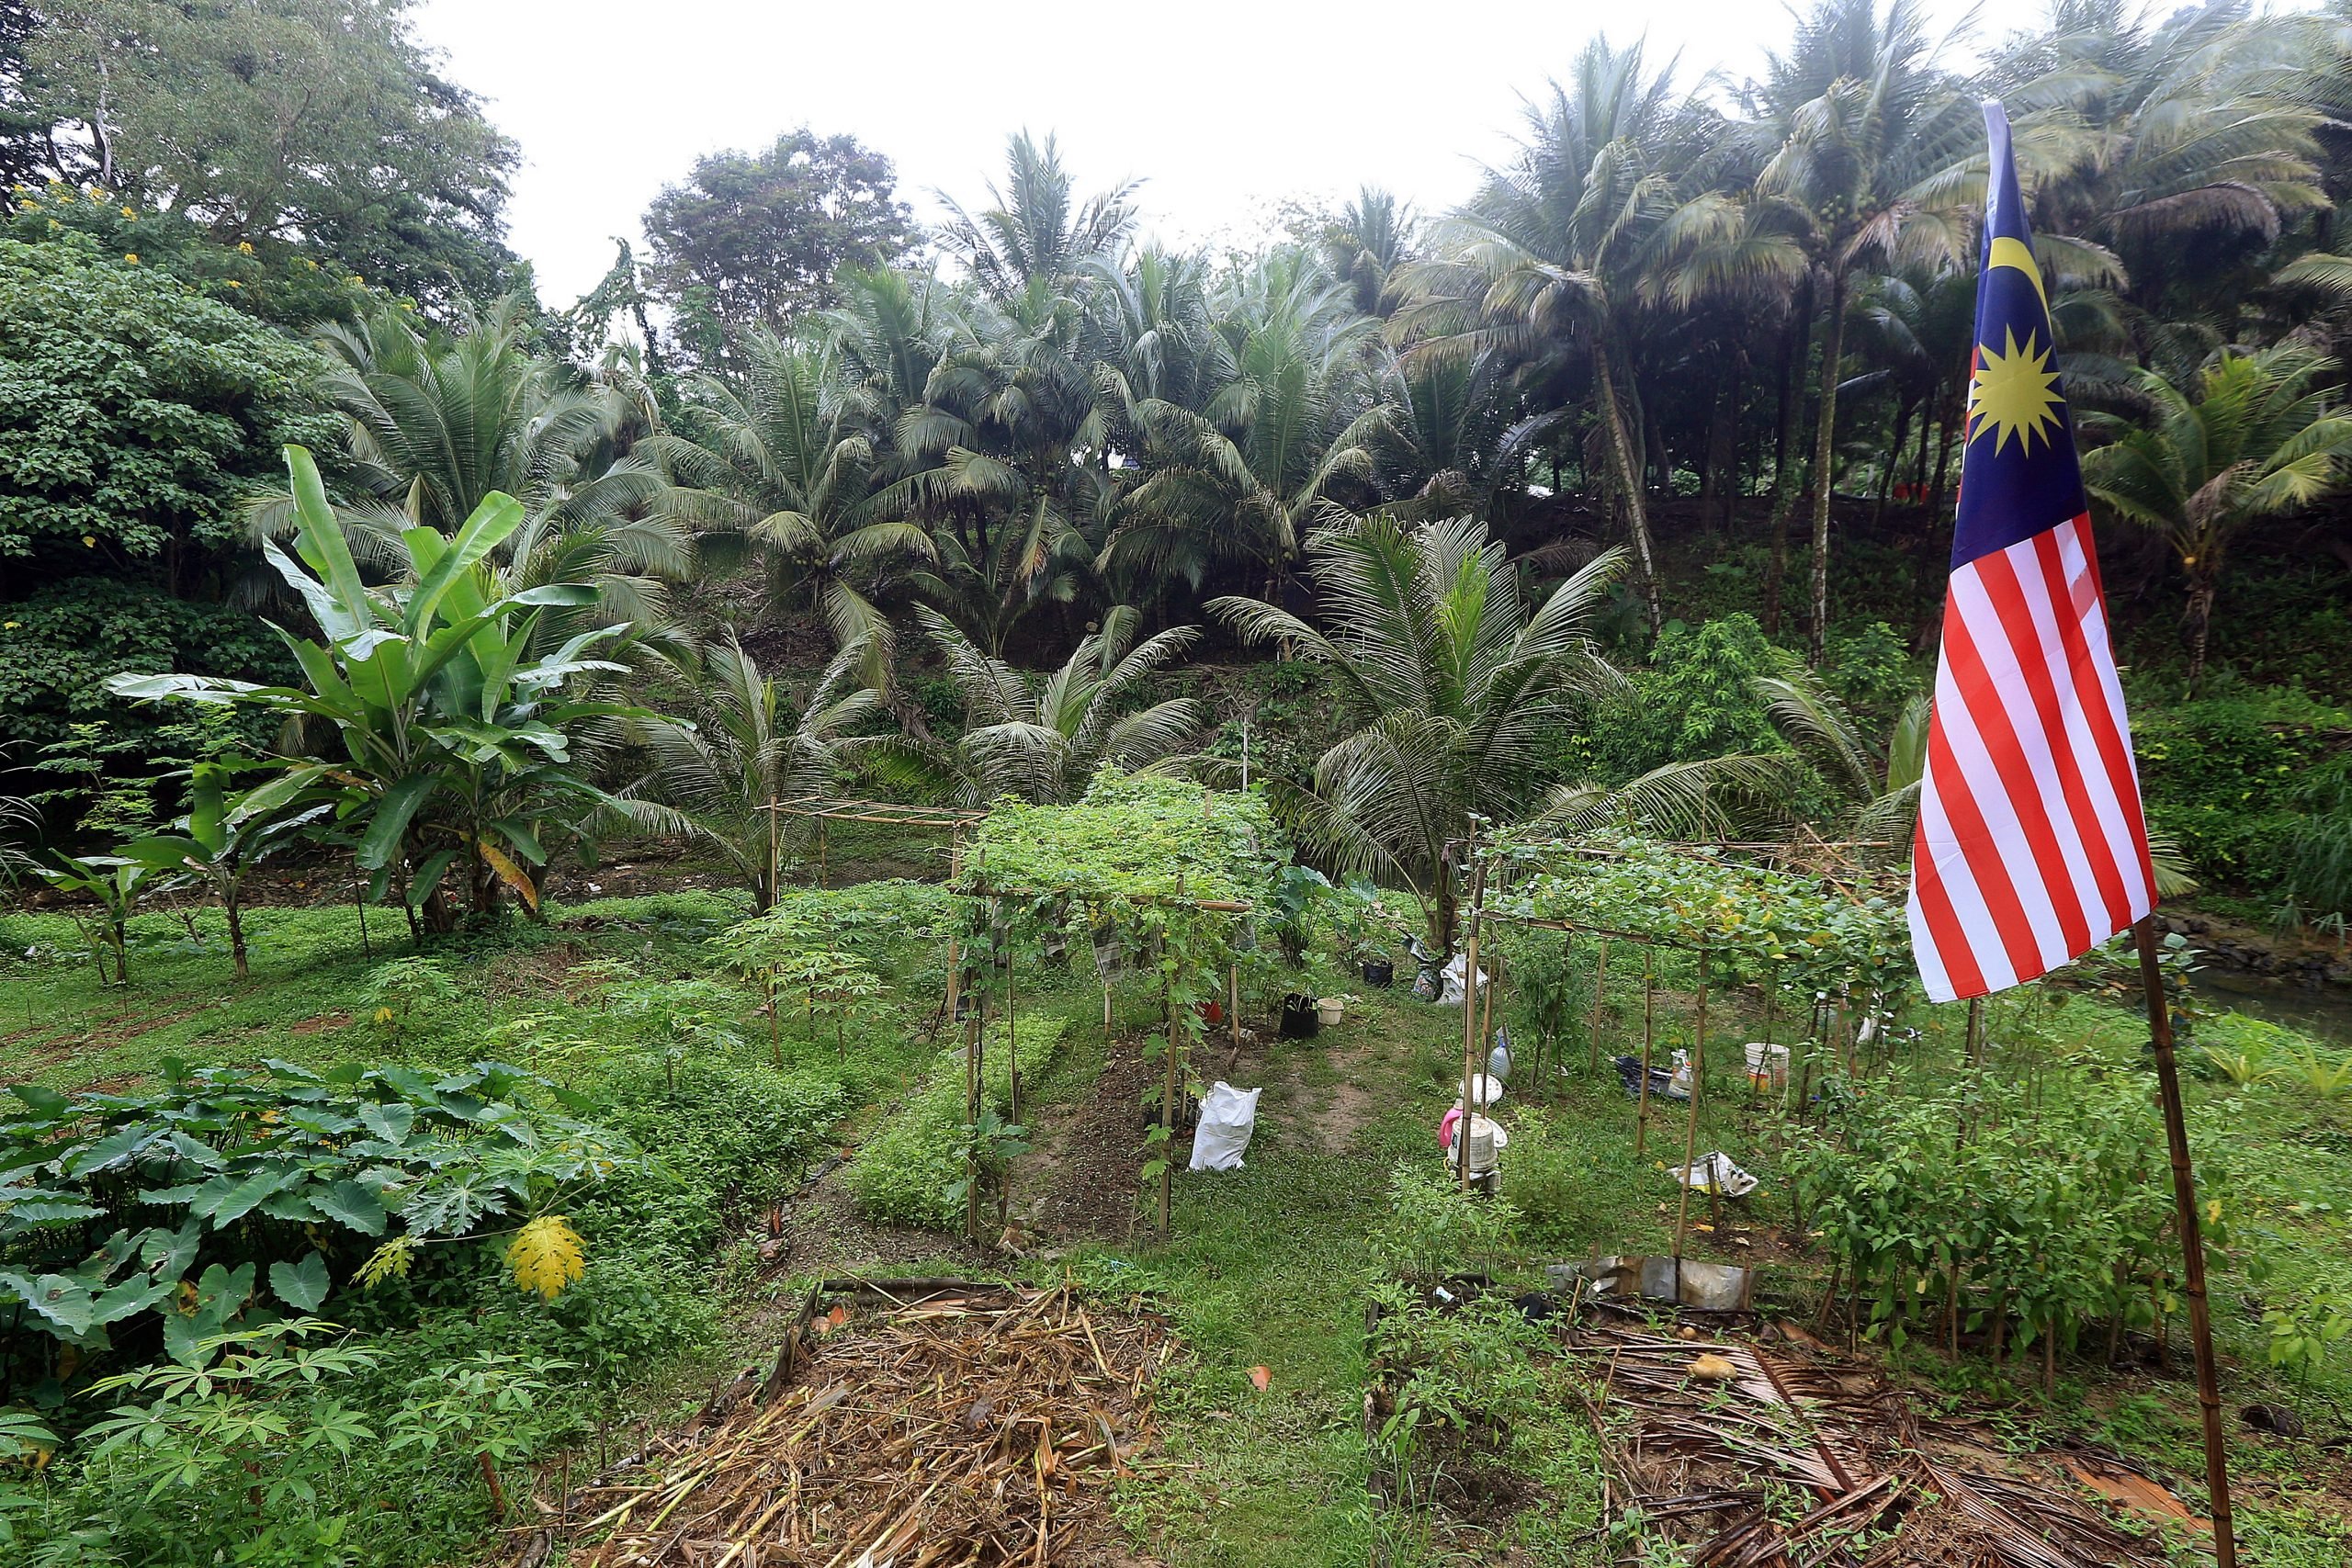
top-left (562, 1281), bottom-right (1170, 1567)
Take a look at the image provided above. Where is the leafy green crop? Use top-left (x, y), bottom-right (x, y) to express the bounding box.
top-left (1, 1059), bottom-right (631, 1369)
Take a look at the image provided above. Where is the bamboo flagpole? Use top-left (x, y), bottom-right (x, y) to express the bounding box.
top-left (1899, 100), bottom-right (2235, 1565)
top-left (2136, 917), bottom-right (2236, 1562)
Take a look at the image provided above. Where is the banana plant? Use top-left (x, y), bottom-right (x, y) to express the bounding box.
top-left (33, 852), bottom-right (155, 986)
top-left (121, 759), bottom-right (341, 979)
top-left (110, 446), bottom-right (655, 931)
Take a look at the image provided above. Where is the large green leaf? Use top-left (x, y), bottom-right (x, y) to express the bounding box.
top-left (404, 492), bottom-right (526, 636)
top-left (285, 446), bottom-right (373, 638)
top-left (357, 773), bottom-right (442, 872)
top-left (311, 1179), bottom-right (388, 1236)
top-left (268, 1252), bottom-right (332, 1313)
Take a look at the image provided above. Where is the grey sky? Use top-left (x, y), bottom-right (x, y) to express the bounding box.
top-left (415, 0), bottom-right (2018, 304)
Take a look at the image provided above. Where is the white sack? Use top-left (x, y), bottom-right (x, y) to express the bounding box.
top-left (1189, 1081), bottom-right (1261, 1171)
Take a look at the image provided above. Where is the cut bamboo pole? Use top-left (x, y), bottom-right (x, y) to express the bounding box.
top-left (1634, 952), bottom-right (1656, 1158)
top-left (1458, 855), bottom-right (1487, 1198)
top-left (1588, 936), bottom-right (1611, 1072)
top-left (1672, 944), bottom-right (1709, 1260)
top-left (2135, 916), bottom-right (2236, 1568)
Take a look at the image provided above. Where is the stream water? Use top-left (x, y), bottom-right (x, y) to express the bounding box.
top-left (2195, 968), bottom-right (2352, 1045)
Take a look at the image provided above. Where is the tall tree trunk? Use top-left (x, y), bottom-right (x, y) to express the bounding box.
top-left (1928, 394), bottom-right (1959, 517)
top-left (2185, 570), bottom-right (2218, 692)
top-left (1808, 266), bottom-right (1850, 666)
top-left (226, 895), bottom-right (248, 981)
top-left (1593, 344), bottom-right (1664, 636)
top-left (1764, 276), bottom-right (1814, 637)
top-left (1874, 400), bottom-right (1913, 531)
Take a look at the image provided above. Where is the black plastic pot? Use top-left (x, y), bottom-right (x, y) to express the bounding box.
top-left (1361, 959), bottom-right (1395, 987)
top-left (1279, 992), bottom-right (1320, 1039)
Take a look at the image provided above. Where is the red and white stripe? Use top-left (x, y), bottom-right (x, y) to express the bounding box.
top-left (1907, 513), bottom-right (2156, 1001)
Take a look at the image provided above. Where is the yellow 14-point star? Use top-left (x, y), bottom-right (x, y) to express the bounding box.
top-left (1968, 326), bottom-right (2065, 455)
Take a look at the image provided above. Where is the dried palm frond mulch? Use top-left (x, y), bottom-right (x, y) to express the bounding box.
top-left (563, 1282), bottom-right (1170, 1568)
top-left (1573, 1316), bottom-right (2179, 1567)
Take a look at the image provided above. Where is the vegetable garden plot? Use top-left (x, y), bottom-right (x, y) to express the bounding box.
top-left (565, 1283), bottom-right (1169, 1567)
top-left (1571, 1317), bottom-right (2170, 1568)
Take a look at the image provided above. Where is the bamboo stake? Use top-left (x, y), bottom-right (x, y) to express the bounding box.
top-left (2135, 916), bottom-right (2236, 1568)
top-left (944, 827), bottom-right (965, 1025)
top-left (1588, 936), bottom-right (1611, 1072)
top-left (1227, 964), bottom-right (1240, 1057)
top-left (1459, 855), bottom-right (1488, 1197)
top-left (1159, 873), bottom-right (1184, 1233)
top-left (1006, 928), bottom-right (1020, 1128)
top-left (1634, 951), bottom-right (1656, 1158)
top-left (1673, 943), bottom-right (1709, 1260)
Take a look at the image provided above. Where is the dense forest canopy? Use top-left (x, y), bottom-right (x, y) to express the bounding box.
top-left (6, 0), bottom-right (2352, 931)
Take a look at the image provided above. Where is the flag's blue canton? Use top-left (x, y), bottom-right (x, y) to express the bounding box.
top-left (1951, 105), bottom-right (2088, 571)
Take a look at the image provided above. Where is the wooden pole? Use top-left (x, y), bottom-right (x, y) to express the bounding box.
top-left (1673, 944), bottom-right (1709, 1260)
top-left (1458, 855), bottom-right (1488, 1197)
top-left (1588, 936), bottom-right (1610, 1072)
top-left (1964, 996), bottom-right (1984, 1071)
top-left (2134, 916), bottom-right (2237, 1568)
top-left (1634, 951), bottom-right (1656, 1158)
top-left (817, 820), bottom-right (828, 889)
top-left (963, 998), bottom-right (983, 1244)
top-left (1228, 963), bottom-right (1240, 1056)
top-left (1006, 927), bottom-right (1019, 1128)
top-left (944, 826), bottom-right (965, 1023)
top-left (1160, 874), bottom-right (1184, 1233)
top-left (355, 879), bottom-right (371, 959)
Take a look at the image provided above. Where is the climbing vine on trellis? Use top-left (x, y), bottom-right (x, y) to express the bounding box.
top-left (1486, 833), bottom-right (1913, 1000)
top-left (955, 771), bottom-right (1283, 1228)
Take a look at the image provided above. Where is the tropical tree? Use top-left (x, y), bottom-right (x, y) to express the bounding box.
top-left (630, 634), bottom-right (885, 910)
top-left (878, 605), bottom-right (1200, 805)
top-left (1740, 0), bottom-right (1980, 661)
top-left (1209, 515), bottom-right (1628, 949)
top-left (1395, 39), bottom-right (1804, 635)
top-left (1100, 249), bottom-right (1388, 603)
top-left (114, 446), bottom-right (649, 931)
top-left (2081, 345), bottom-right (2352, 686)
top-left (936, 131), bottom-right (1139, 304)
top-left (1756, 668), bottom-right (1928, 847)
top-left (646, 331), bottom-right (932, 666)
top-left (1322, 186), bottom-right (1419, 317)
top-left (280, 297), bottom-right (689, 648)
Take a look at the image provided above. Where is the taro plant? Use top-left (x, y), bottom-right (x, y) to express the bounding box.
top-left (0, 1061), bottom-right (630, 1373)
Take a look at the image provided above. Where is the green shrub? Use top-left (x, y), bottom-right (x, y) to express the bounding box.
top-left (849, 1013), bottom-right (1067, 1228)
top-left (584, 1055), bottom-right (848, 1272)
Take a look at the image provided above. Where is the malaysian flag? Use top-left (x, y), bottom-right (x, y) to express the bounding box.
top-left (1907, 103), bottom-right (2157, 1003)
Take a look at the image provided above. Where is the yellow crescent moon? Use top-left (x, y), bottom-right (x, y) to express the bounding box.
top-left (1985, 235), bottom-right (2049, 311)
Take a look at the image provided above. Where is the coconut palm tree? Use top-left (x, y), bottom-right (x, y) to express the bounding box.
top-left (1395, 39), bottom-right (1804, 635)
top-left (1739, 0), bottom-right (1981, 661)
top-left (876, 605), bottom-right (1202, 805)
top-left (937, 131), bottom-right (1139, 304)
top-left (644, 331), bottom-right (933, 668)
top-left (1209, 514), bottom-right (1630, 949)
top-left (630, 634), bottom-right (886, 910)
top-left (1099, 249), bottom-right (1388, 604)
top-left (1323, 186), bottom-right (1419, 318)
top-left (2080, 344), bottom-right (2352, 686)
top-left (1756, 668), bottom-right (1928, 847)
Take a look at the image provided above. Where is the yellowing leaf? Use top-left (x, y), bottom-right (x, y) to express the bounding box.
top-left (506, 1214), bottom-right (585, 1302)
top-left (480, 842), bottom-right (539, 913)
top-left (355, 1234), bottom-right (418, 1290)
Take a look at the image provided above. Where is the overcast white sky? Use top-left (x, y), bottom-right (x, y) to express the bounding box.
top-left (415, 0), bottom-right (2030, 304)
